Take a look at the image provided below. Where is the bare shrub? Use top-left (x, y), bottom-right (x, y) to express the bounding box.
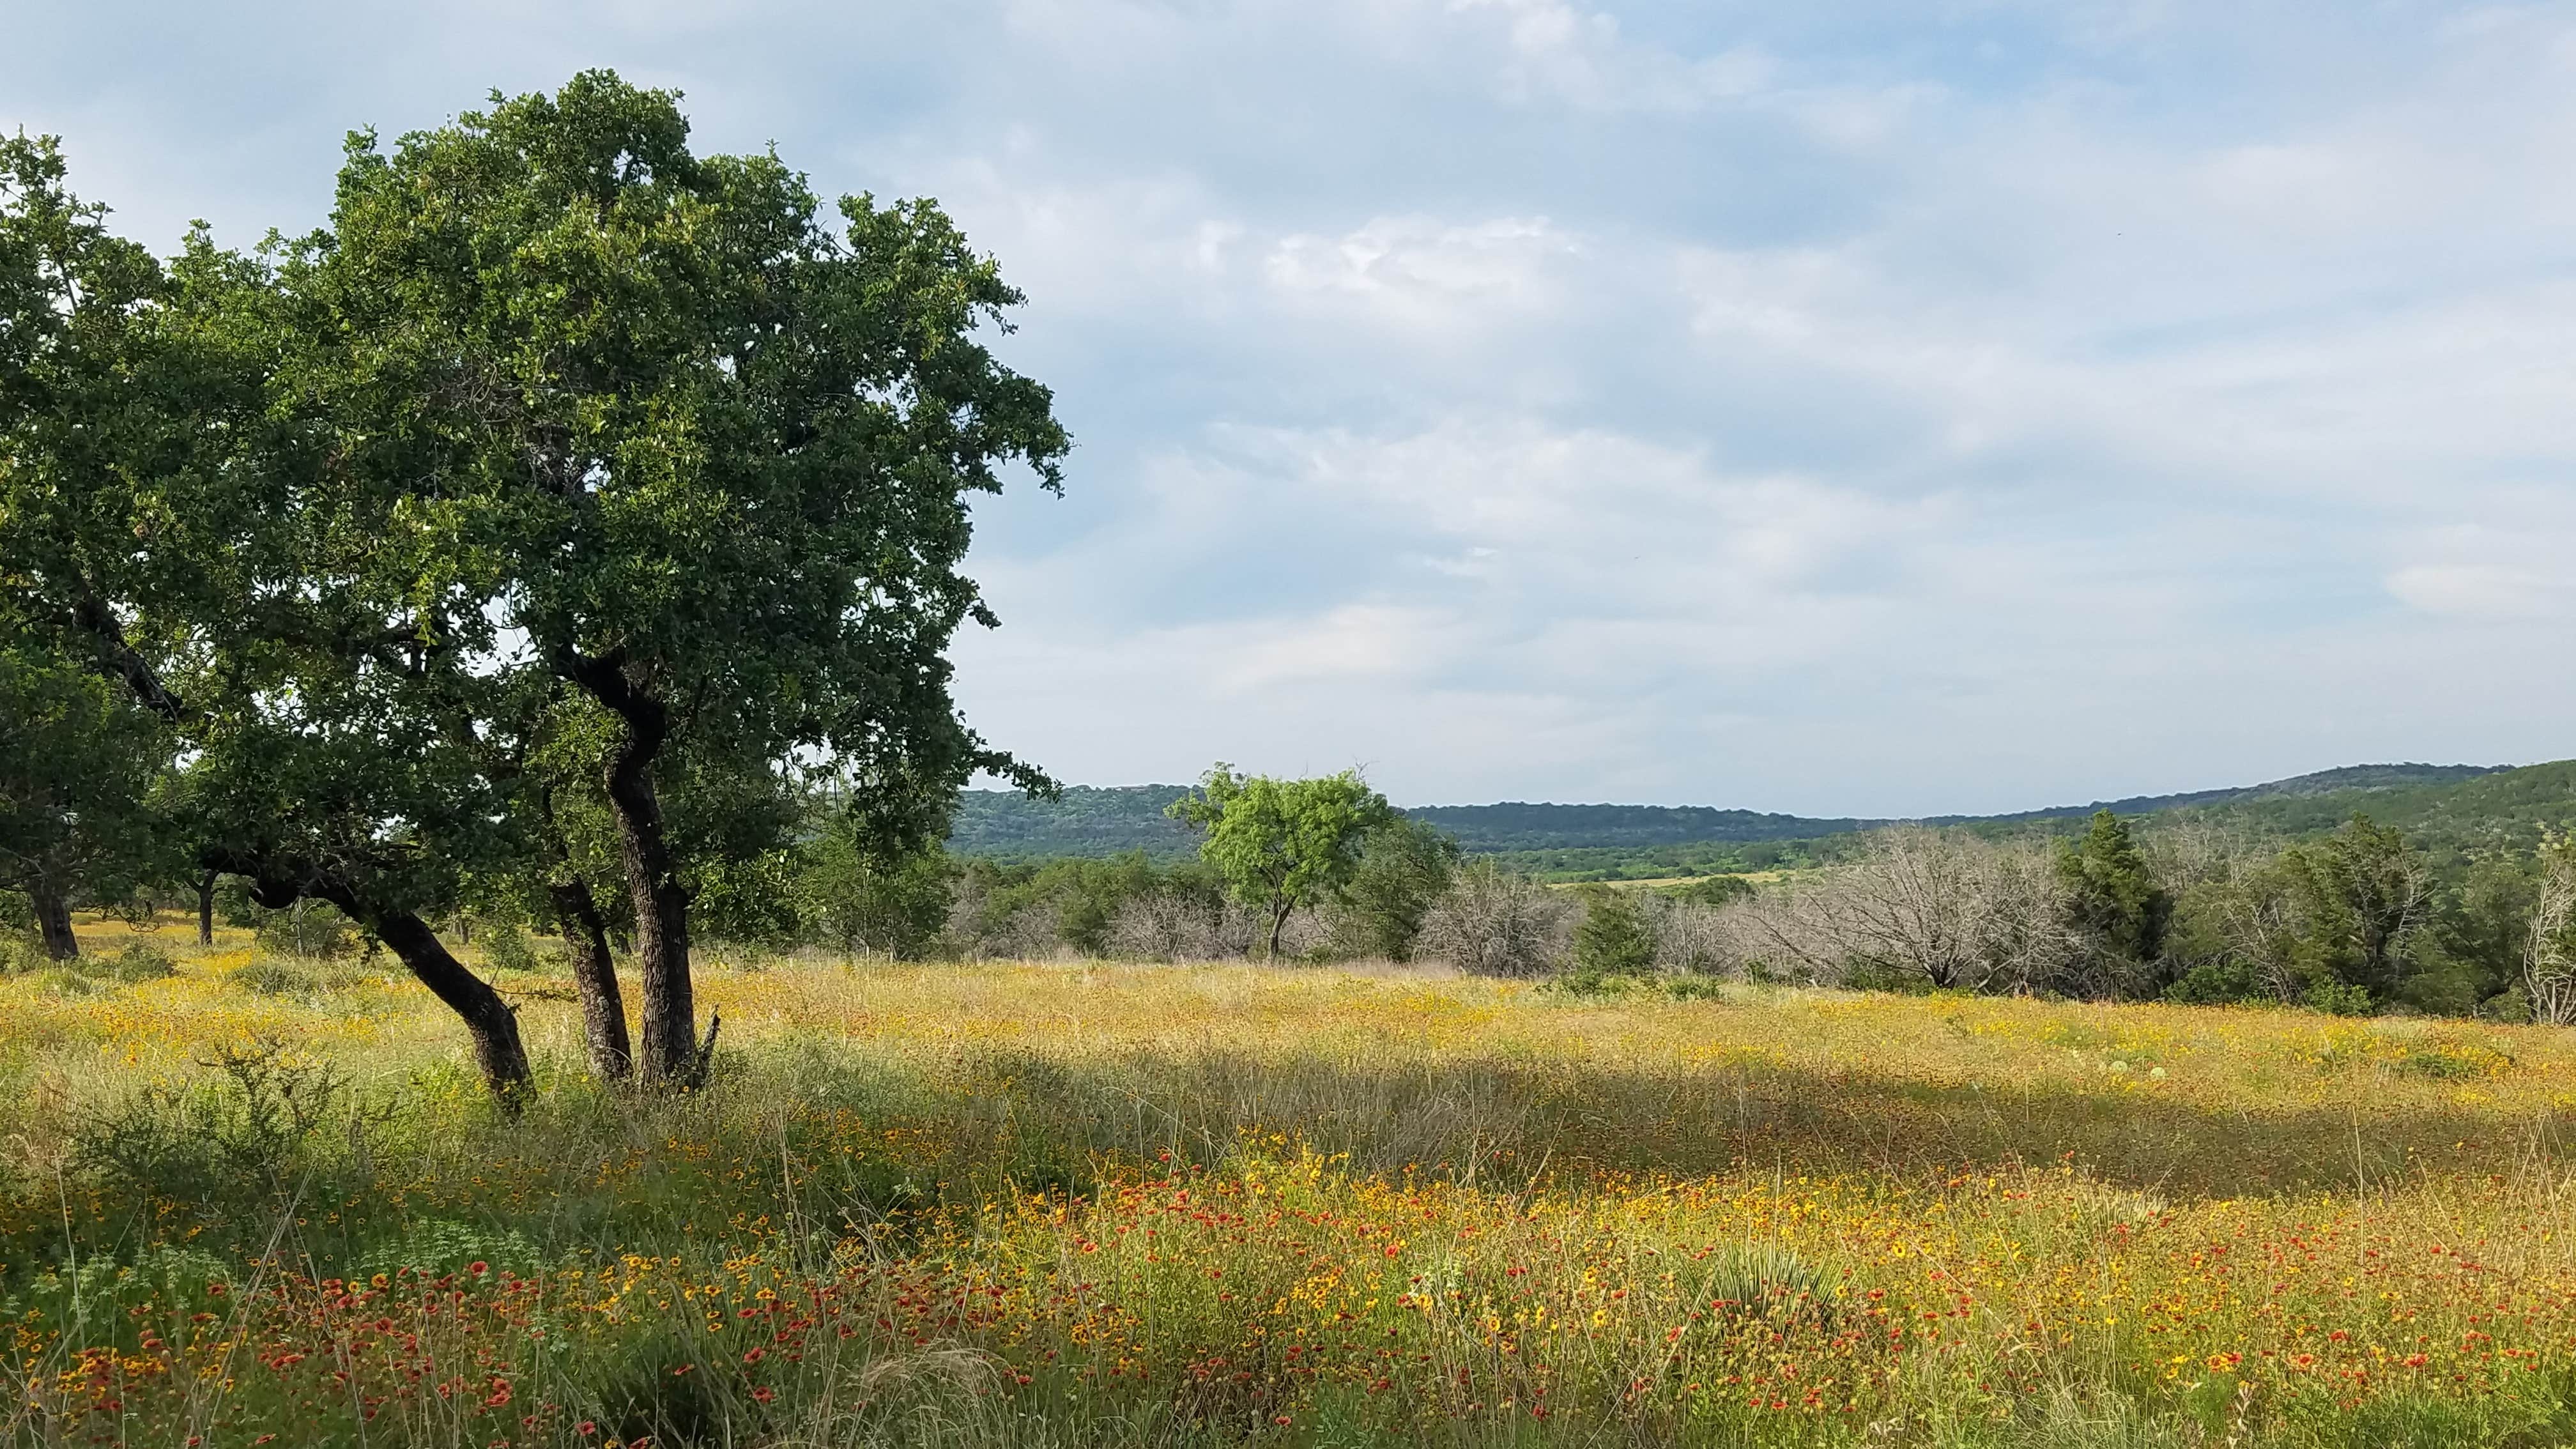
top-left (1416, 861), bottom-right (1573, 977)
top-left (1647, 896), bottom-right (1740, 976)
top-left (946, 891), bottom-right (1066, 962)
top-left (1107, 892), bottom-right (1242, 962)
top-left (2526, 835), bottom-right (2576, 1025)
top-left (1727, 826), bottom-right (2073, 992)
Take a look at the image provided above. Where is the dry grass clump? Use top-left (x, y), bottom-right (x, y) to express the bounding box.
top-left (0, 914), bottom-right (2572, 1447)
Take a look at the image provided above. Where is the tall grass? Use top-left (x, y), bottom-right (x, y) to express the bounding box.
top-left (1, 914), bottom-right (2572, 1446)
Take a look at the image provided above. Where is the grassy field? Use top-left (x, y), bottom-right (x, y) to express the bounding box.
top-left (4, 917), bottom-right (2575, 1447)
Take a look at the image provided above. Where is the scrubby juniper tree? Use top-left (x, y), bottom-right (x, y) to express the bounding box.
top-left (1337, 815), bottom-right (1460, 961)
top-left (2055, 809), bottom-right (2173, 991)
top-left (285, 73), bottom-right (1066, 1082)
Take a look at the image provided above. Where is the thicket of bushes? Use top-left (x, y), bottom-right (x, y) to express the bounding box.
top-left (1537, 812), bottom-right (2575, 1021)
top-left (746, 808), bottom-right (2575, 1023)
top-left (26, 803), bottom-right (2566, 1026)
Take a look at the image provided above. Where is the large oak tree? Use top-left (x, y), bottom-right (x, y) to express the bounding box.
top-left (283, 73), bottom-right (1066, 1082)
top-left (0, 134), bottom-right (536, 1094)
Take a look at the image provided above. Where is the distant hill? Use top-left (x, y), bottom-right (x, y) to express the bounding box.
top-left (946, 785), bottom-right (1198, 861)
top-left (1400, 801), bottom-right (1873, 850)
top-left (2179, 759), bottom-right (2576, 855)
top-left (1934, 762), bottom-right (2506, 826)
top-left (946, 761), bottom-right (2528, 868)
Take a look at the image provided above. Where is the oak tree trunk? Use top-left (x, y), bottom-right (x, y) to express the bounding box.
top-left (604, 721), bottom-right (695, 1085)
top-left (195, 871), bottom-right (216, 946)
top-left (31, 882), bottom-right (77, 961)
top-left (549, 875), bottom-right (631, 1082)
top-left (317, 885), bottom-right (532, 1101)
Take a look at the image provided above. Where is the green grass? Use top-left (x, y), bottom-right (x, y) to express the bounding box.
top-left (4, 915), bottom-right (2576, 1446)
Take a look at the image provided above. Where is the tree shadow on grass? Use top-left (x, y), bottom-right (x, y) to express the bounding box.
top-left (958, 1044), bottom-right (2559, 1201)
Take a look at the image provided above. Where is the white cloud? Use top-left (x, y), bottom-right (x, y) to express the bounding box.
top-left (2386, 565), bottom-right (2563, 620)
top-left (1445, 0), bottom-right (1773, 111)
top-left (1262, 217), bottom-right (1581, 325)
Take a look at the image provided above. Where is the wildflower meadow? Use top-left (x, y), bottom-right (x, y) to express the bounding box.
top-left (4, 916), bottom-right (2574, 1448)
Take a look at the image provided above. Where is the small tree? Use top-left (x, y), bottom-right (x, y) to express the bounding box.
top-left (1335, 816), bottom-right (1461, 961)
top-left (797, 822), bottom-right (956, 962)
top-left (2279, 815), bottom-right (2430, 1008)
top-left (1570, 885), bottom-right (1657, 980)
top-left (1169, 765), bottom-right (1394, 960)
top-left (0, 647), bottom-right (172, 958)
top-left (2056, 810), bottom-right (2173, 989)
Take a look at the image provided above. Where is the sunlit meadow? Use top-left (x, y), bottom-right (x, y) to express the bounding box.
top-left (4, 916), bottom-right (2574, 1447)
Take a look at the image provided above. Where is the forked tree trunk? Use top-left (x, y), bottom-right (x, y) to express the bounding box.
top-left (604, 715), bottom-right (696, 1085)
top-left (549, 875), bottom-right (631, 1081)
top-left (565, 652), bottom-right (698, 1087)
top-left (31, 882), bottom-right (77, 961)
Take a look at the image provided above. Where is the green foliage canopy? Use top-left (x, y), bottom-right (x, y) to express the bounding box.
top-left (270, 71), bottom-right (1070, 1080)
top-left (1169, 766), bottom-right (1395, 960)
top-left (0, 647), bottom-right (173, 958)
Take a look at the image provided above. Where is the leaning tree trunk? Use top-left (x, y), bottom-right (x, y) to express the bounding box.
top-left (603, 716), bottom-right (696, 1085)
top-left (317, 887), bottom-right (532, 1102)
top-left (195, 871), bottom-right (217, 946)
top-left (549, 875), bottom-right (632, 1082)
top-left (66, 603), bottom-right (530, 1101)
top-left (31, 882), bottom-right (78, 961)
top-left (265, 864), bottom-right (532, 1103)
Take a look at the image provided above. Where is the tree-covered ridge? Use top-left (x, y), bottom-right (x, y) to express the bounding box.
top-left (2179, 758), bottom-right (2576, 854)
top-left (946, 784), bottom-right (1199, 859)
top-left (948, 761), bottom-right (2518, 867)
top-left (1940, 761), bottom-right (2505, 825)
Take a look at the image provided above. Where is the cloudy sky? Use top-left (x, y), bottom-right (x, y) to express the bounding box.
top-left (12, 1), bottom-right (2576, 814)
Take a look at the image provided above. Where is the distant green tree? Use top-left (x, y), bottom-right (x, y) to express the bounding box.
top-left (1570, 884), bottom-right (1657, 980)
top-left (0, 647), bottom-right (173, 958)
top-left (2055, 810), bottom-right (2172, 981)
top-left (797, 823), bottom-right (956, 962)
top-left (1170, 766), bottom-right (1395, 960)
top-left (1670, 875), bottom-right (1755, 908)
top-left (1336, 816), bottom-right (1461, 961)
top-left (2279, 815), bottom-right (2430, 1008)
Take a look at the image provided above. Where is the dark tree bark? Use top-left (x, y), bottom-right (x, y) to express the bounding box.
top-left (567, 650), bottom-right (696, 1085)
top-left (31, 882), bottom-right (77, 961)
top-left (306, 878), bottom-right (530, 1101)
top-left (549, 875), bottom-right (631, 1082)
top-left (604, 729), bottom-right (693, 1084)
top-left (195, 870), bottom-right (217, 946)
